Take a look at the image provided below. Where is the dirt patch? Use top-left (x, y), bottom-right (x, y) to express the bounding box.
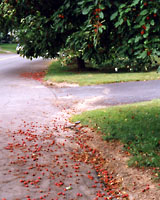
top-left (76, 126), bottom-right (160, 200)
top-left (44, 80), bottom-right (79, 88)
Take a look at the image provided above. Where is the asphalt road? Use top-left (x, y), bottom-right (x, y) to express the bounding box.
top-left (60, 79), bottom-right (160, 107)
top-left (53, 74), bottom-right (160, 112)
top-left (0, 54), bottom-right (59, 130)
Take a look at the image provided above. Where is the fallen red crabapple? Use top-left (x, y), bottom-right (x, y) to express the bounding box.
top-left (3, 118), bottom-right (128, 199)
top-left (77, 193), bottom-right (83, 197)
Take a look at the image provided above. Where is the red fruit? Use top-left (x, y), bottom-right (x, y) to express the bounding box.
top-left (58, 14), bottom-right (64, 19)
top-left (154, 13), bottom-right (157, 17)
top-left (146, 16), bottom-right (150, 20)
top-left (147, 51), bottom-right (151, 56)
top-left (95, 8), bottom-right (101, 13)
top-left (146, 186), bottom-right (150, 190)
top-left (92, 185), bottom-right (97, 188)
top-left (88, 175), bottom-right (94, 180)
top-left (144, 2), bottom-right (147, 6)
top-left (142, 25), bottom-right (146, 30)
top-left (141, 30), bottom-right (145, 35)
top-left (122, 194), bottom-right (129, 198)
top-left (77, 193), bottom-right (83, 197)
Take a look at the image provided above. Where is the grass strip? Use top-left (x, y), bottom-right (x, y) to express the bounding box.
top-left (45, 61), bottom-right (160, 86)
top-left (71, 100), bottom-right (160, 177)
top-left (0, 43), bottom-right (17, 53)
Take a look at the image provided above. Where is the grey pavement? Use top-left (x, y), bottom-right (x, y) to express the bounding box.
top-left (53, 78), bottom-right (160, 112)
top-left (0, 55), bottom-right (59, 130)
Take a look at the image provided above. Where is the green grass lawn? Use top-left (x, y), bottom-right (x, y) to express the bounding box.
top-left (71, 100), bottom-right (160, 178)
top-left (45, 60), bottom-right (160, 86)
top-left (0, 43), bottom-right (17, 53)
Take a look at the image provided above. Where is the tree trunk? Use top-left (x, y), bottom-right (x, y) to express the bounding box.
top-left (76, 56), bottom-right (86, 70)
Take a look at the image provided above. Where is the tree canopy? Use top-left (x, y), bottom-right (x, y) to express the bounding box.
top-left (0, 0), bottom-right (160, 70)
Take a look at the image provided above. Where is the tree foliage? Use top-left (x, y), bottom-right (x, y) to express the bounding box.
top-left (110, 0), bottom-right (160, 70)
top-left (0, 0), bottom-right (160, 70)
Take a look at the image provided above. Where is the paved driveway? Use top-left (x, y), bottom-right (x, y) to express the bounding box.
top-left (54, 80), bottom-right (160, 111)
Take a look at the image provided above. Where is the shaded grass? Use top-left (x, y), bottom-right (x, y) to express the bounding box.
top-left (71, 100), bottom-right (160, 177)
top-left (45, 60), bottom-right (160, 86)
top-left (0, 43), bottom-right (17, 53)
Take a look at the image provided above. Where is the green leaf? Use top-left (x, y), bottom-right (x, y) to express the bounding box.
top-left (153, 8), bottom-right (158, 13)
top-left (98, 27), bottom-right (103, 33)
top-left (115, 18), bottom-right (124, 27)
top-left (133, 24), bottom-right (141, 29)
top-left (131, 0), bottom-right (140, 6)
top-left (78, 1), bottom-right (84, 5)
top-left (99, 12), bottom-right (104, 19)
top-left (65, 2), bottom-right (70, 9)
top-left (135, 36), bottom-right (141, 43)
top-left (127, 20), bottom-right (131, 26)
top-left (119, 4), bottom-right (126, 9)
top-left (139, 19), bottom-right (146, 26)
top-left (146, 24), bottom-right (150, 31)
top-left (150, 20), bottom-right (155, 26)
top-left (82, 8), bottom-right (89, 15)
top-left (99, 4), bottom-right (105, 9)
top-left (128, 38), bottom-right (134, 44)
top-left (110, 11), bottom-right (118, 20)
top-left (140, 9), bottom-right (148, 16)
top-left (139, 51), bottom-right (147, 59)
top-left (143, 33), bottom-right (148, 38)
top-left (95, 0), bottom-right (99, 5)
top-left (124, 8), bottom-right (131, 13)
